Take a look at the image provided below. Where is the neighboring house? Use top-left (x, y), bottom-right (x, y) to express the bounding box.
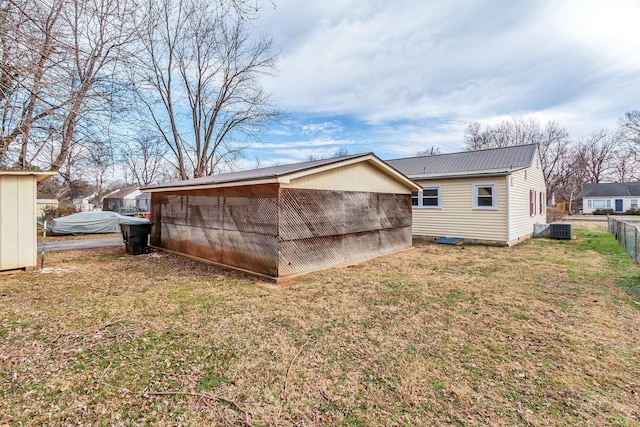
top-left (0, 170), bottom-right (56, 271)
top-left (135, 192), bottom-right (150, 213)
top-left (143, 153), bottom-right (420, 282)
top-left (73, 193), bottom-right (97, 212)
top-left (386, 144), bottom-right (547, 246)
top-left (102, 187), bottom-right (142, 212)
top-left (582, 182), bottom-right (640, 214)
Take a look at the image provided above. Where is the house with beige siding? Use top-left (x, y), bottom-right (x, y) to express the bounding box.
top-left (386, 144), bottom-right (546, 246)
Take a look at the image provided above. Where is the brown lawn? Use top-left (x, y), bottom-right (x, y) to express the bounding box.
top-left (1, 221), bottom-right (639, 426)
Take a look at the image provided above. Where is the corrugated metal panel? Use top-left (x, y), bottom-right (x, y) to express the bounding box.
top-left (0, 175), bottom-right (37, 270)
top-left (411, 177), bottom-right (508, 243)
top-left (152, 185), bottom-right (280, 277)
top-left (387, 144), bottom-right (537, 179)
top-left (278, 189), bottom-right (411, 277)
top-left (284, 161), bottom-right (413, 194)
top-left (151, 185), bottom-right (413, 279)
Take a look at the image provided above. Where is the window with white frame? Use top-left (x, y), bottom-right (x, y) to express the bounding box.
top-left (473, 182), bottom-right (497, 209)
top-left (593, 200), bottom-right (606, 209)
top-left (587, 200), bottom-right (593, 208)
top-left (631, 199), bottom-right (638, 208)
top-left (606, 200), bottom-right (611, 208)
top-left (411, 186), bottom-right (441, 208)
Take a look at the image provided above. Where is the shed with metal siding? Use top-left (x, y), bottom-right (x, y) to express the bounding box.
top-left (143, 153), bottom-right (420, 281)
top-left (0, 171), bottom-right (56, 271)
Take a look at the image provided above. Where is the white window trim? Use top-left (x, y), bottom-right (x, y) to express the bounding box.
top-left (412, 185), bottom-right (442, 208)
top-left (473, 182), bottom-right (498, 210)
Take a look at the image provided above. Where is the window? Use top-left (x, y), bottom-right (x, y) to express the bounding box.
top-left (530, 190), bottom-right (536, 216)
top-left (539, 192), bottom-right (545, 215)
top-left (587, 200), bottom-right (592, 208)
top-left (593, 200), bottom-right (606, 209)
top-left (473, 183), bottom-right (497, 209)
top-left (606, 200), bottom-right (611, 208)
top-left (411, 192), bottom-right (419, 206)
top-left (631, 199), bottom-right (638, 208)
top-left (411, 186), bottom-right (441, 208)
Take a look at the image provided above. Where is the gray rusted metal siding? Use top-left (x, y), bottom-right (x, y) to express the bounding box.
top-left (277, 189), bottom-right (411, 276)
top-left (150, 185), bottom-right (411, 279)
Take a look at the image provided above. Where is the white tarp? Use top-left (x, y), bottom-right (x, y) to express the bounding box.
top-left (47, 211), bottom-right (150, 235)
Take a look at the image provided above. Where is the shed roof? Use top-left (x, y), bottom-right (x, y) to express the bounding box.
top-left (143, 153), bottom-right (420, 192)
top-left (583, 182), bottom-right (640, 197)
top-left (386, 144), bottom-right (539, 180)
top-left (0, 170), bottom-right (57, 183)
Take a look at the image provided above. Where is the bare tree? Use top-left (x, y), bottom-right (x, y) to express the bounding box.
top-left (554, 144), bottom-right (587, 214)
top-left (131, 0), bottom-right (280, 180)
top-left (121, 134), bottom-right (168, 186)
top-left (0, 0), bottom-right (136, 172)
top-left (332, 147), bottom-right (349, 158)
top-left (610, 146), bottom-right (639, 182)
top-left (574, 130), bottom-right (619, 183)
top-left (415, 146), bottom-right (441, 156)
top-left (464, 116), bottom-right (571, 197)
top-left (618, 110), bottom-right (640, 147)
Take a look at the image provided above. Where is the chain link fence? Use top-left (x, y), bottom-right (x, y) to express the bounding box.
top-left (608, 216), bottom-right (640, 264)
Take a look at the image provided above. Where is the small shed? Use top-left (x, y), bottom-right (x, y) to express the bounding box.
top-left (143, 153), bottom-right (420, 281)
top-left (0, 170), bottom-right (56, 271)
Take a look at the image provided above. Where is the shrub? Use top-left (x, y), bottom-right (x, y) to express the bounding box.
top-left (546, 207), bottom-right (565, 223)
top-left (42, 205), bottom-right (78, 218)
top-left (592, 208), bottom-right (614, 215)
top-left (625, 207), bottom-right (640, 215)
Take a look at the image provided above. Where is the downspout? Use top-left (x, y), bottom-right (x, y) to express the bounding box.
top-left (506, 174), bottom-right (511, 246)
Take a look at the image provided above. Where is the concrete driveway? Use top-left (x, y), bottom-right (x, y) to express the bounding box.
top-left (38, 236), bottom-right (124, 251)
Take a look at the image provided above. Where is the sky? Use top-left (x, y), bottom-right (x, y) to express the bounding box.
top-left (239, 0), bottom-right (640, 167)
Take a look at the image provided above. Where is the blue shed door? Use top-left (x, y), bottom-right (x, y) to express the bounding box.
top-left (615, 199), bottom-right (623, 212)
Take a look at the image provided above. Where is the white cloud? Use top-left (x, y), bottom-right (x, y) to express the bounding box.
top-left (251, 0), bottom-right (640, 163)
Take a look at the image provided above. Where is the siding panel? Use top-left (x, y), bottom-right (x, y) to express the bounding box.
top-left (411, 177), bottom-right (508, 243)
top-left (508, 165), bottom-right (546, 245)
top-left (285, 162), bottom-right (412, 194)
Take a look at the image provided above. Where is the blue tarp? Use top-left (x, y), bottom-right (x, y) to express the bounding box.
top-left (434, 237), bottom-right (464, 245)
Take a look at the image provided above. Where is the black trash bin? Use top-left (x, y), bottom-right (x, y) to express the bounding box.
top-left (120, 222), bottom-right (153, 255)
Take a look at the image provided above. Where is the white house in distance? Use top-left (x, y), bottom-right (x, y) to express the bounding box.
top-left (73, 193), bottom-right (97, 212)
top-left (582, 182), bottom-right (640, 214)
top-left (386, 144), bottom-right (547, 246)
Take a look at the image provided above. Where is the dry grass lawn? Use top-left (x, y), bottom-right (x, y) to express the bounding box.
top-left (2, 222), bottom-right (639, 426)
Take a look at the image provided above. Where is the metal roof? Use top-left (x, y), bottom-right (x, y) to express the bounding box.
top-left (143, 152), bottom-right (419, 191)
top-left (104, 187), bottom-right (140, 199)
top-left (583, 182), bottom-right (640, 197)
top-left (386, 144), bottom-right (539, 179)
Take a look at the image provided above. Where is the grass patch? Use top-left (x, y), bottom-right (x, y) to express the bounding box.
top-left (1, 221), bottom-right (639, 425)
top-left (574, 226), bottom-right (640, 302)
